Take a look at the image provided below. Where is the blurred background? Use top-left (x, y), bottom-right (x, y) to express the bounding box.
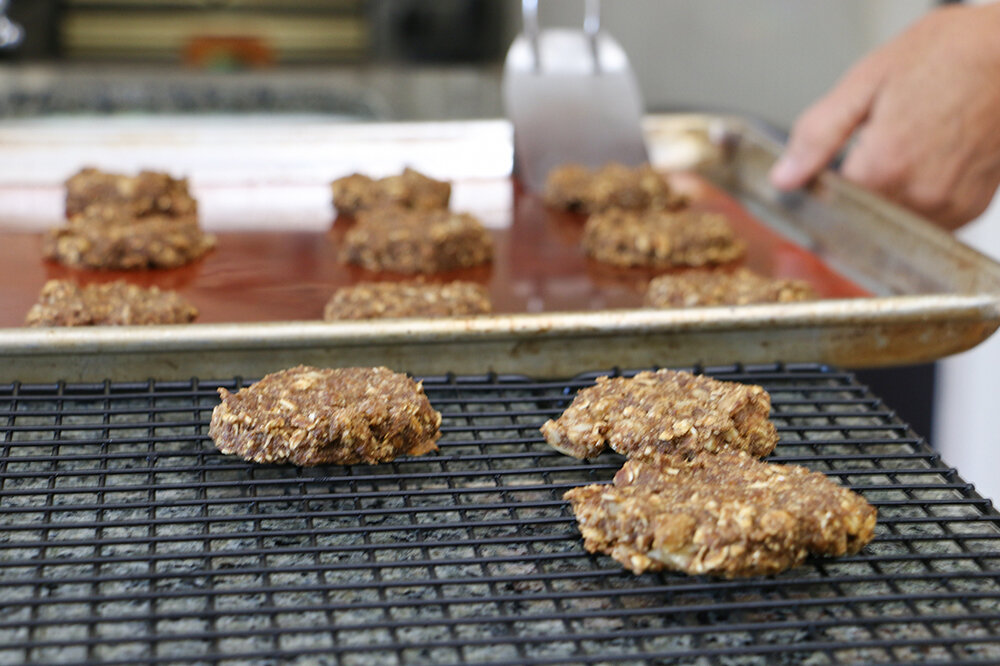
top-left (0, 0), bottom-right (936, 125)
top-left (1, 0), bottom-right (997, 502)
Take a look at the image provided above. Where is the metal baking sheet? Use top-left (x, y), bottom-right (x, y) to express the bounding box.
top-left (1, 113), bottom-right (999, 381)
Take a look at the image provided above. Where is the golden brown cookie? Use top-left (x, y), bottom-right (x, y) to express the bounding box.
top-left (323, 280), bottom-right (491, 320)
top-left (65, 167), bottom-right (197, 219)
top-left (544, 163), bottom-right (686, 213)
top-left (48, 168), bottom-right (213, 270)
top-left (331, 168), bottom-right (451, 216)
top-left (25, 279), bottom-right (198, 327)
top-left (209, 366), bottom-right (441, 466)
top-left (564, 450), bottom-right (877, 577)
top-left (340, 208), bottom-right (493, 274)
top-left (583, 209), bottom-right (745, 268)
top-left (645, 267), bottom-right (818, 307)
top-left (541, 369), bottom-right (777, 460)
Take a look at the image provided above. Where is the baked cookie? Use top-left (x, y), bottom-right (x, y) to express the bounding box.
top-left (340, 208), bottom-right (493, 274)
top-left (48, 167), bottom-right (213, 270)
top-left (564, 450), bottom-right (877, 577)
top-left (209, 365), bottom-right (442, 466)
top-left (324, 280), bottom-right (491, 320)
top-left (65, 167), bottom-right (197, 219)
top-left (25, 279), bottom-right (198, 327)
top-left (583, 209), bottom-right (745, 268)
top-left (540, 369), bottom-right (777, 460)
top-left (43, 211), bottom-right (216, 270)
top-left (544, 163), bottom-right (686, 213)
top-left (331, 168), bottom-right (451, 216)
top-left (645, 267), bottom-right (818, 307)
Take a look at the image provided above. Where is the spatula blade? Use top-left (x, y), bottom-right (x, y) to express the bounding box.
top-left (503, 28), bottom-right (648, 193)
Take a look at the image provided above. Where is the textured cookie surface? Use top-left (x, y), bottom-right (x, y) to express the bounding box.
top-left (583, 209), bottom-right (745, 268)
top-left (645, 267), bottom-right (818, 307)
top-left (544, 163), bottom-right (686, 214)
top-left (331, 168), bottom-right (450, 215)
top-left (48, 168), bottom-right (213, 270)
top-left (65, 167), bottom-right (197, 219)
top-left (209, 366), bottom-right (441, 466)
top-left (340, 208), bottom-right (493, 274)
top-left (564, 450), bottom-right (878, 577)
top-left (44, 213), bottom-right (216, 270)
top-left (324, 280), bottom-right (491, 320)
top-left (25, 279), bottom-right (198, 327)
top-left (540, 369), bottom-right (777, 460)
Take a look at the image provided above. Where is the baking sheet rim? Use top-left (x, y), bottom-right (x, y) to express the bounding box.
top-left (3, 294), bottom-right (996, 355)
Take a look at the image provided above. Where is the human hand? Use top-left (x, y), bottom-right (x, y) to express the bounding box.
top-left (769, 4), bottom-right (1000, 230)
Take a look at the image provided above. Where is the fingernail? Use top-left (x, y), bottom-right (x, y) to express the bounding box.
top-left (770, 155), bottom-right (800, 189)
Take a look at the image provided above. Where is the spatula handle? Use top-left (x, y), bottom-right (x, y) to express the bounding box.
top-left (584, 0), bottom-right (601, 73)
top-left (522, 0), bottom-right (601, 74)
top-left (522, 0), bottom-right (541, 73)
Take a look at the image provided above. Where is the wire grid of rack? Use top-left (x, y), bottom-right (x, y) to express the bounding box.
top-left (0, 362), bottom-right (999, 665)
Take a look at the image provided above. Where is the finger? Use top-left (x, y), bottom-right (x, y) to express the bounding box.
top-left (770, 57), bottom-right (887, 190)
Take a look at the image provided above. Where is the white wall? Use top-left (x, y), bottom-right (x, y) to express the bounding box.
top-left (935, 200), bottom-right (1000, 502)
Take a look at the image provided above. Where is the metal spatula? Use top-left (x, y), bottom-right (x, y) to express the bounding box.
top-left (503, 0), bottom-right (648, 193)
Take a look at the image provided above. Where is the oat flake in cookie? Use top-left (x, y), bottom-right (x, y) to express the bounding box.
top-left (209, 366), bottom-right (442, 466)
top-left (564, 450), bottom-right (877, 577)
top-left (583, 209), bottom-right (746, 268)
top-left (540, 369), bottom-right (777, 460)
top-left (324, 280), bottom-right (492, 320)
top-left (340, 208), bottom-right (493, 274)
top-left (331, 168), bottom-right (451, 216)
top-left (645, 267), bottom-right (818, 308)
top-left (25, 279), bottom-right (198, 327)
top-left (544, 163), bottom-right (687, 214)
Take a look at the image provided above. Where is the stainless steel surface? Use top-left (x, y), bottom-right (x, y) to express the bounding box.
top-left (503, 1), bottom-right (647, 192)
top-left (2, 113), bottom-right (1000, 382)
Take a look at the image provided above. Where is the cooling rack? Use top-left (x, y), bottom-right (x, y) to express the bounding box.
top-left (1, 363), bottom-right (999, 665)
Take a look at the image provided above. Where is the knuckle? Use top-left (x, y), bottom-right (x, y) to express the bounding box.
top-left (905, 182), bottom-right (952, 214)
top-left (950, 190), bottom-right (996, 229)
top-left (841, 152), bottom-right (904, 191)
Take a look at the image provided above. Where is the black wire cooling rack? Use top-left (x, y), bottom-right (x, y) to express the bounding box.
top-left (1, 362), bottom-right (999, 665)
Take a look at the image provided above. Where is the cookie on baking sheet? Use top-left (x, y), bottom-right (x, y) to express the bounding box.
top-left (209, 365), bottom-right (442, 466)
top-left (331, 168), bottom-right (451, 216)
top-left (583, 208), bottom-right (745, 268)
top-left (48, 167), bottom-right (213, 270)
top-left (544, 162), bottom-right (686, 214)
top-left (323, 280), bottom-right (491, 320)
top-left (564, 450), bottom-right (877, 577)
top-left (43, 211), bottom-right (216, 270)
top-left (645, 267), bottom-right (818, 308)
top-left (65, 167), bottom-right (198, 219)
top-left (340, 207), bottom-right (493, 274)
top-left (25, 279), bottom-right (198, 327)
top-left (540, 369), bottom-right (777, 460)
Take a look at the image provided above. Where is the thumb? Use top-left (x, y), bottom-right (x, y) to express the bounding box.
top-left (770, 56), bottom-right (886, 190)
